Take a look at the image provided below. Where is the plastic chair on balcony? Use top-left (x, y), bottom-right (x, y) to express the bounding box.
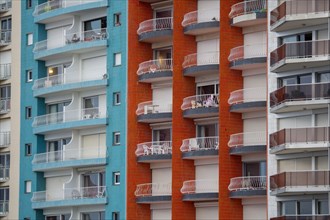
top-left (189, 139), bottom-right (199, 151)
top-left (143, 145), bottom-right (150, 155)
top-left (71, 34), bottom-right (80, 43)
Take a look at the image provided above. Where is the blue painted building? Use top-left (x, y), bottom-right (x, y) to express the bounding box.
top-left (20, 1), bottom-right (127, 219)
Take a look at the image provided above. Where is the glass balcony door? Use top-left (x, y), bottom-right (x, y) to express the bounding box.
top-left (82, 171), bottom-right (105, 197)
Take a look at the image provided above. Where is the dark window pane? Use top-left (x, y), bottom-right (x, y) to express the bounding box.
top-left (283, 201), bottom-right (296, 215)
top-left (298, 200), bottom-right (312, 215)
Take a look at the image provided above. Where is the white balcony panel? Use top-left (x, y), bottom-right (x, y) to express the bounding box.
top-left (47, 26), bottom-right (69, 50)
top-left (152, 209), bottom-right (171, 220)
top-left (196, 206), bottom-right (218, 220)
top-left (46, 176), bottom-right (71, 201)
top-left (82, 56), bottom-right (106, 81)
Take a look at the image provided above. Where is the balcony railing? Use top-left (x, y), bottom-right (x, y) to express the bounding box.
top-left (0, 99), bottom-right (10, 114)
top-left (271, 0), bottom-right (330, 27)
top-left (0, 132), bottom-right (10, 147)
top-left (135, 141), bottom-right (172, 156)
top-left (32, 147), bottom-right (106, 164)
top-left (229, 0), bottom-right (267, 18)
top-left (137, 59), bottom-right (172, 75)
top-left (32, 186), bottom-right (107, 202)
top-left (0, 64), bottom-right (11, 80)
top-left (134, 183), bottom-right (172, 197)
top-left (0, 168), bottom-right (9, 181)
top-left (181, 94), bottom-right (219, 110)
top-left (182, 51), bottom-right (219, 69)
top-left (270, 171), bottom-right (330, 190)
top-left (32, 107), bottom-right (105, 127)
top-left (270, 40), bottom-right (330, 67)
top-left (271, 216), bottom-right (330, 220)
top-left (181, 180), bottom-right (218, 194)
top-left (228, 87), bottom-right (266, 105)
top-left (181, 8), bottom-right (219, 27)
top-left (270, 127), bottom-right (330, 149)
top-left (33, 0), bottom-right (103, 16)
top-left (137, 17), bottom-right (173, 35)
top-left (228, 176), bottom-right (266, 191)
top-left (0, 201), bottom-right (8, 216)
top-left (228, 131), bottom-right (266, 148)
top-left (228, 44), bottom-right (267, 62)
top-left (0, 0), bottom-right (12, 12)
top-left (270, 82), bottom-right (330, 108)
top-left (33, 28), bottom-right (108, 52)
top-left (180, 136), bottom-right (218, 152)
top-left (0, 30), bottom-right (11, 45)
top-left (136, 101), bottom-right (172, 115)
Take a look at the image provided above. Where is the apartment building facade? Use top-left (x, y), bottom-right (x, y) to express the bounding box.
top-left (20, 0), bottom-right (127, 219)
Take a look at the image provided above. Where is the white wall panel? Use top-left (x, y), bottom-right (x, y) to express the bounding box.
top-left (244, 117), bottom-right (266, 132)
top-left (82, 56), bottom-right (106, 81)
top-left (278, 115), bottom-right (312, 129)
top-left (152, 87), bottom-right (172, 112)
top-left (243, 204), bottom-right (267, 220)
top-left (152, 209), bottom-right (171, 220)
top-left (196, 164), bottom-right (218, 180)
top-left (196, 206), bottom-right (218, 220)
top-left (0, 51), bottom-right (11, 64)
top-left (46, 176), bottom-right (70, 200)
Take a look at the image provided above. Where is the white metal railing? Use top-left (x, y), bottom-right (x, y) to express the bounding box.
top-left (229, 0), bottom-right (267, 18)
top-left (228, 87), bottom-right (266, 105)
top-left (33, 0), bottom-right (102, 16)
top-left (33, 28), bottom-right (108, 53)
top-left (0, 201), bottom-right (8, 216)
top-left (134, 183), bottom-right (172, 197)
top-left (0, 0), bottom-right (11, 12)
top-left (180, 136), bottom-right (219, 152)
top-left (228, 44), bottom-right (267, 62)
top-left (228, 131), bottom-right (266, 148)
top-left (181, 94), bottom-right (219, 110)
top-left (0, 168), bottom-right (9, 181)
top-left (0, 99), bottom-right (10, 113)
top-left (0, 132), bottom-right (10, 147)
top-left (137, 59), bottom-right (172, 75)
top-left (137, 17), bottom-right (173, 35)
top-left (228, 176), bottom-right (266, 191)
top-left (0, 30), bottom-right (11, 45)
top-left (181, 179), bottom-right (218, 194)
top-left (182, 51), bottom-right (219, 69)
top-left (135, 141), bottom-right (172, 156)
top-left (32, 107), bottom-right (105, 127)
top-left (32, 147), bottom-right (106, 164)
top-left (31, 186), bottom-right (107, 202)
top-left (0, 64), bottom-right (11, 80)
top-left (182, 8), bottom-right (219, 27)
top-left (136, 101), bottom-right (172, 115)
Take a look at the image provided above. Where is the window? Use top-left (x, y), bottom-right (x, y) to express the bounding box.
top-left (113, 132), bottom-right (120, 145)
top-left (280, 200), bottom-right (314, 215)
top-left (114, 13), bottom-right (121, 26)
top-left (244, 161), bottom-right (266, 177)
top-left (25, 181), bottom-right (31, 193)
top-left (112, 212), bottom-right (120, 220)
top-left (0, 187), bottom-right (9, 204)
top-left (26, 70), bottom-right (32, 82)
top-left (83, 96), bottom-right (99, 118)
top-left (197, 123), bottom-right (218, 138)
top-left (113, 92), bottom-right (120, 105)
top-left (46, 214), bottom-right (70, 220)
top-left (82, 212), bottom-right (105, 220)
top-left (279, 74), bottom-right (312, 87)
top-left (114, 53), bottom-right (121, 66)
top-left (0, 154), bottom-right (9, 179)
top-left (0, 85), bottom-right (11, 99)
top-left (27, 33), bottom-right (33, 45)
top-left (25, 144), bottom-right (32, 156)
top-left (82, 172), bottom-right (105, 197)
top-left (83, 17), bottom-right (107, 40)
top-left (317, 200), bottom-right (329, 214)
top-left (113, 172), bottom-right (120, 185)
top-left (25, 106), bottom-right (32, 119)
top-left (152, 128), bottom-right (171, 142)
top-left (26, 0), bottom-right (32, 9)
top-left (24, 218), bottom-right (30, 220)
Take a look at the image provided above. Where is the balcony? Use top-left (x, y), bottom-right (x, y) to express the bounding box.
top-left (32, 108), bottom-right (107, 134)
top-left (180, 136), bottom-right (218, 159)
top-left (137, 59), bottom-right (172, 83)
top-left (181, 9), bottom-right (219, 35)
top-left (135, 141), bottom-right (172, 163)
top-left (33, 0), bottom-right (108, 24)
top-left (136, 101), bottom-right (172, 123)
top-left (32, 147), bottom-right (107, 172)
top-left (181, 94), bottom-right (218, 119)
top-left (33, 28), bottom-right (108, 60)
top-left (0, 201), bottom-right (8, 217)
top-left (228, 176), bottom-right (266, 198)
top-left (0, 64), bottom-right (11, 80)
top-left (181, 180), bottom-right (218, 201)
top-left (0, 168), bottom-right (9, 182)
top-left (137, 17), bottom-right (173, 43)
top-left (135, 183), bottom-right (171, 204)
top-left (228, 44), bottom-right (267, 70)
top-left (270, 40), bottom-right (330, 73)
top-left (270, 82), bottom-right (330, 113)
top-left (228, 131), bottom-right (266, 155)
top-left (229, 0), bottom-right (267, 27)
top-left (270, 127), bottom-right (330, 154)
top-left (0, 99), bottom-right (10, 114)
top-left (0, 0), bottom-right (11, 12)
top-left (228, 87), bottom-right (266, 113)
top-left (271, 216), bottom-right (330, 220)
top-left (32, 72), bottom-right (108, 97)
top-left (32, 186), bottom-right (107, 209)
top-left (270, 171), bottom-right (330, 196)
top-left (182, 52), bottom-right (219, 77)
top-left (271, 0), bottom-right (330, 32)
top-left (0, 132), bottom-right (10, 148)
top-left (0, 30), bottom-right (11, 46)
